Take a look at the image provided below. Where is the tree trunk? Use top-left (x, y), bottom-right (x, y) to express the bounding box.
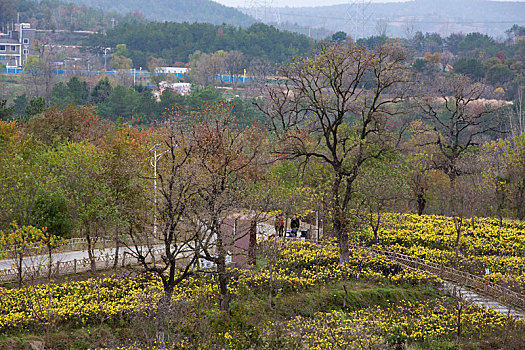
top-left (516, 182), bottom-right (525, 221)
top-left (217, 254), bottom-right (230, 313)
top-left (332, 175), bottom-right (350, 264)
top-left (417, 191), bottom-right (426, 215)
top-left (338, 233), bottom-right (350, 264)
top-left (113, 226), bottom-right (119, 268)
top-left (17, 254), bottom-right (23, 288)
top-left (268, 262), bottom-right (273, 309)
top-left (248, 220), bottom-right (257, 266)
top-left (47, 244), bottom-right (52, 281)
top-left (155, 290), bottom-right (172, 346)
top-left (455, 303), bottom-right (463, 345)
top-left (86, 234), bottom-right (96, 274)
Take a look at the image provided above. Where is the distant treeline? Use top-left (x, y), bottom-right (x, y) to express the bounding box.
top-left (88, 22), bottom-right (314, 67)
top-left (0, 0), bottom-right (142, 32)
top-left (65, 0), bottom-right (255, 27)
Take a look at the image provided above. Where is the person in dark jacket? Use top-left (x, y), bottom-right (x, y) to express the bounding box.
top-left (291, 215), bottom-right (300, 236)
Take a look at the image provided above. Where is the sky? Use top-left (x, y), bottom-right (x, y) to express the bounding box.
top-left (214, 0), bottom-right (525, 7)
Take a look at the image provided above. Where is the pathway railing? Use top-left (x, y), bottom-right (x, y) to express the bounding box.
top-left (0, 248), bottom-right (163, 284)
top-left (352, 245), bottom-right (525, 312)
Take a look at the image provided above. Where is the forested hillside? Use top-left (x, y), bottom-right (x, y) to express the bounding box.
top-left (0, 0), bottom-right (140, 32)
top-left (89, 22), bottom-right (314, 67)
top-left (62, 0), bottom-right (255, 27)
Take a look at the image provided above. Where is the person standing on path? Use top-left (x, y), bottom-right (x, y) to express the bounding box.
top-left (291, 215), bottom-right (300, 237)
top-left (274, 215), bottom-right (280, 237)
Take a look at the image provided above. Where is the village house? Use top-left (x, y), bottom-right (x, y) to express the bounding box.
top-left (0, 22), bottom-right (35, 69)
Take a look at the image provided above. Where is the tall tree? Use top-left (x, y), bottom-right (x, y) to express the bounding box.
top-left (45, 142), bottom-right (112, 273)
top-left (418, 74), bottom-right (504, 186)
top-left (258, 43), bottom-right (411, 263)
top-left (187, 102), bottom-right (263, 313)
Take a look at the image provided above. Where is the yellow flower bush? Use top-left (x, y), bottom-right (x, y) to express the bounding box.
top-left (283, 299), bottom-right (521, 349)
top-left (0, 237), bottom-right (522, 349)
top-left (357, 213), bottom-right (525, 293)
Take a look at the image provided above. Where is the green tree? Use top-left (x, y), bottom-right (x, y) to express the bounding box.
top-left (12, 94), bottom-right (28, 120)
top-left (0, 100), bottom-right (14, 121)
top-left (49, 82), bottom-right (70, 107)
top-left (26, 97), bottom-right (47, 117)
top-left (453, 58), bottom-right (485, 80)
top-left (90, 77), bottom-right (113, 104)
top-left (97, 85), bottom-right (138, 121)
top-left (31, 190), bottom-right (72, 240)
top-left (0, 223), bottom-right (46, 287)
top-left (111, 44), bottom-right (133, 70)
top-left (331, 31), bottom-right (348, 43)
top-left (30, 190), bottom-right (70, 279)
top-left (45, 142), bottom-right (113, 273)
top-left (66, 77), bottom-right (90, 104)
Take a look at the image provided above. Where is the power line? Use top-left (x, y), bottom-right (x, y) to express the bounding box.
top-left (275, 10), bottom-right (525, 26)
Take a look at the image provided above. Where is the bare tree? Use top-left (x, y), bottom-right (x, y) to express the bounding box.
top-left (224, 50), bottom-right (246, 89)
top-left (187, 103), bottom-right (264, 313)
top-left (418, 74), bottom-right (505, 185)
top-left (248, 57), bottom-right (275, 94)
top-left (257, 43), bottom-right (412, 263)
top-left (123, 127), bottom-right (199, 343)
top-left (375, 18), bottom-right (389, 37)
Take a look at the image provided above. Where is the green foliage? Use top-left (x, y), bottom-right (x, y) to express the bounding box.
top-left (413, 59), bottom-right (431, 73)
top-left (12, 94), bottom-right (28, 119)
top-left (6, 0), bottom-right (135, 32)
top-left (92, 21), bottom-right (313, 67)
top-left (25, 97), bottom-right (46, 117)
top-left (453, 58), bottom-right (485, 79)
top-left (31, 190), bottom-right (72, 239)
top-left (0, 222), bottom-right (46, 258)
top-left (0, 100), bottom-right (15, 121)
top-left (50, 77), bottom-right (90, 107)
top-left (90, 77), bottom-right (113, 104)
top-left (331, 31), bottom-right (347, 43)
top-left (457, 32), bottom-right (502, 58)
top-left (65, 0), bottom-right (254, 27)
top-left (97, 85), bottom-right (138, 121)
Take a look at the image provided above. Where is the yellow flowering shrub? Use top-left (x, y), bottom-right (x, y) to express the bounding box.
top-left (357, 213), bottom-right (525, 293)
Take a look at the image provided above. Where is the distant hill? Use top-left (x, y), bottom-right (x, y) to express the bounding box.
top-left (90, 21), bottom-right (314, 67)
top-left (63, 0), bottom-right (256, 27)
top-left (242, 0), bottom-right (525, 39)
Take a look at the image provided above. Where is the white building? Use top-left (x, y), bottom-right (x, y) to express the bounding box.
top-left (0, 23), bottom-right (36, 68)
top-left (155, 67), bottom-right (189, 76)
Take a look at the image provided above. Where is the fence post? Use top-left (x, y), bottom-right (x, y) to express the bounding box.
top-left (56, 261), bottom-right (60, 276)
top-left (74, 259), bottom-right (77, 274)
top-left (122, 253), bottom-right (126, 267)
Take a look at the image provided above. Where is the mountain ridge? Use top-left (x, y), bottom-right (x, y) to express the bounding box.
top-left (61, 0), bottom-right (256, 27)
top-left (241, 0), bottom-right (525, 38)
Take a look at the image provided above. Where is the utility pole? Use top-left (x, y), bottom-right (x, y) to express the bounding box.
top-left (149, 144), bottom-right (177, 238)
top-left (103, 47), bottom-right (110, 71)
